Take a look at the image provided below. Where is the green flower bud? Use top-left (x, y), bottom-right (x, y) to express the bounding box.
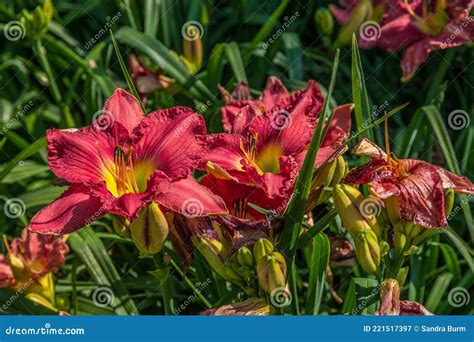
top-left (253, 238), bottom-right (274, 262)
top-left (354, 229), bottom-right (380, 274)
top-left (256, 252), bottom-right (286, 293)
top-left (112, 216), bottom-right (130, 237)
top-left (182, 22), bottom-right (203, 73)
top-left (314, 7), bottom-right (334, 37)
top-left (236, 246), bottom-right (254, 267)
top-left (333, 0), bottom-right (373, 48)
top-left (129, 202), bottom-right (169, 256)
top-left (20, 0), bottom-right (54, 40)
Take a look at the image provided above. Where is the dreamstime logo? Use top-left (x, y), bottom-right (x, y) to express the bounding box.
top-left (0, 100), bottom-right (35, 136)
top-left (182, 198), bottom-right (204, 218)
top-left (447, 109), bottom-right (470, 130)
top-left (269, 110), bottom-right (292, 130)
top-left (1, 197), bottom-right (26, 218)
top-left (181, 21), bottom-right (204, 41)
top-left (4, 21), bottom-right (26, 41)
top-left (84, 11), bottom-right (123, 50)
top-left (447, 287), bottom-right (470, 307)
top-left (92, 109), bottom-right (115, 130)
top-left (359, 21), bottom-right (381, 41)
top-left (262, 12), bottom-right (300, 49)
top-left (270, 287), bottom-right (292, 308)
top-left (359, 197), bottom-right (383, 219)
top-left (92, 286), bottom-right (115, 308)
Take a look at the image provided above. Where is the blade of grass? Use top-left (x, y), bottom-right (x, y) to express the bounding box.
top-left (305, 232), bottom-right (330, 315)
top-left (225, 42), bottom-right (248, 83)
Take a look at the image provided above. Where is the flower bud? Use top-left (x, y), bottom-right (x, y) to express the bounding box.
top-left (112, 216), bottom-right (130, 237)
top-left (129, 202), bottom-right (169, 255)
top-left (333, 0), bottom-right (373, 48)
top-left (253, 238), bottom-right (274, 262)
top-left (354, 229), bottom-right (380, 274)
top-left (314, 7), bottom-right (334, 37)
top-left (182, 24), bottom-right (203, 73)
top-left (202, 298), bottom-right (271, 316)
top-left (376, 278), bottom-right (400, 315)
top-left (20, 0), bottom-right (54, 40)
top-left (256, 252), bottom-right (286, 293)
top-left (236, 246), bottom-right (254, 267)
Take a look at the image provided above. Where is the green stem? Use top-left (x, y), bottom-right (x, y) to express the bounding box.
top-left (152, 254), bottom-right (174, 315)
top-left (169, 259), bottom-right (212, 309)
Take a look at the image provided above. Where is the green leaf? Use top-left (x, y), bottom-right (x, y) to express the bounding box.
top-left (298, 209), bottom-right (337, 247)
top-left (425, 273), bottom-right (453, 313)
top-left (69, 227), bottom-right (138, 315)
top-left (0, 289), bottom-right (57, 315)
top-left (282, 32), bottom-right (303, 81)
top-left (305, 232), bottom-right (330, 315)
top-left (225, 42), bottom-right (248, 83)
top-left (0, 137), bottom-right (46, 181)
top-left (1, 160), bottom-right (49, 184)
top-left (438, 243), bottom-right (462, 281)
top-left (353, 277), bottom-right (379, 315)
top-left (443, 227), bottom-right (474, 272)
top-left (115, 27), bottom-right (214, 102)
top-left (351, 35), bottom-right (373, 141)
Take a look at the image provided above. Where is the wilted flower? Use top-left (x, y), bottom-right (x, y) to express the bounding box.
top-left (0, 228), bottom-right (68, 311)
top-left (29, 89), bottom-right (227, 236)
top-left (344, 138), bottom-right (474, 228)
top-left (377, 278), bottom-right (433, 315)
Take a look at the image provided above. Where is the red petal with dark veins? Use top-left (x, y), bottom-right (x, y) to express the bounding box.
top-left (224, 105), bottom-right (262, 135)
top-left (47, 125), bottom-right (126, 185)
top-left (221, 100), bottom-right (260, 133)
top-left (29, 184), bottom-right (106, 235)
top-left (322, 104), bottom-right (353, 147)
top-left (0, 255), bottom-right (15, 288)
top-left (131, 107), bottom-right (207, 181)
top-left (102, 88), bottom-right (144, 134)
top-left (157, 176), bottom-right (228, 216)
top-left (396, 161), bottom-right (447, 228)
top-left (201, 133), bottom-right (245, 173)
top-left (260, 76), bottom-right (289, 110)
top-left (378, 14), bottom-right (424, 52)
top-left (344, 158), bottom-right (393, 184)
top-left (11, 228), bottom-right (68, 277)
top-left (200, 175), bottom-right (288, 221)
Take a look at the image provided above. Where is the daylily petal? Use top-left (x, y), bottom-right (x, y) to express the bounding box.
top-left (0, 255), bottom-right (15, 288)
top-left (157, 175), bottom-right (228, 217)
top-left (400, 300), bottom-right (433, 315)
top-left (132, 107), bottom-right (207, 181)
top-left (322, 104), bottom-right (353, 147)
top-left (260, 76), bottom-right (289, 110)
top-left (103, 88), bottom-right (144, 134)
top-left (47, 126), bottom-right (124, 185)
top-left (29, 184), bottom-right (106, 235)
top-left (11, 229), bottom-right (68, 277)
top-left (203, 134), bottom-right (245, 173)
top-left (378, 14), bottom-right (425, 52)
top-left (223, 105), bottom-right (262, 135)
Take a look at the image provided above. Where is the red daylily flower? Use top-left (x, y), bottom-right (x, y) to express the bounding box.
top-left (372, 0), bottom-right (474, 80)
top-left (0, 228), bottom-right (68, 289)
top-left (206, 77), bottom-right (352, 201)
top-left (344, 139), bottom-right (474, 228)
top-left (29, 89), bottom-right (227, 235)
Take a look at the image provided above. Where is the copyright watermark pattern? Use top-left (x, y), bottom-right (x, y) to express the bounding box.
top-left (92, 109), bottom-right (115, 131)
top-left (359, 197), bottom-right (383, 219)
top-left (4, 21), bottom-right (26, 41)
top-left (447, 109), bottom-right (470, 130)
top-left (269, 109), bottom-right (292, 130)
top-left (270, 287), bottom-right (292, 308)
top-left (447, 287), bottom-right (470, 308)
top-left (359, 21), bottom-right (381, 42)
top-left (181, 21), bottom-right (204, 41)
top-left (1, 197), bottom-right (26, 219)
top-left (92, 286), bottom-right (115, 308)
top-left (182, 198), bottom-right (204, 218)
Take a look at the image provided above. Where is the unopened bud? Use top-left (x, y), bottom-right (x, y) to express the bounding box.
top-left (253, 238), bottom-right (274, 262)
top-left (237, 247), bottom-right (254, 267)
top-left (129, 203), bottom-right (169, 255)
top-left (256, 252), bottom-right (287, 293)
top-left (314, 7), bottom-right (334, 36)
top-left (354, 229), bottom-right (380, 274)
top-left (112, 217), bottom-right (130, 237)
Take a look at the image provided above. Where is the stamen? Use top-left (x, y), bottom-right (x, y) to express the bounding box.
top-left (247, 131), bottom-right (258, 161)
top-left (403, 0), bottom-right (423, 20)
top-left (233, 197), bottom-right (247, 218)
top-left (3, 235), bottom-right (11, 254)
top-left (384, 118), bottom-right (391, 165)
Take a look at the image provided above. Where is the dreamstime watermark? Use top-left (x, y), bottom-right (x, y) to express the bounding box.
top-left (359, 197), bottom-right (383, 220)
top-left (3, 21), bottom-right (26, 41)
top-left (440, 16), bottom-right (473, 49)
top-left (447, 109), bottom-right (470, 130)
top-left (0, 196), bottom-right (26, 219)
top-left (359, 21), bottom-right (381, 42)
top-left (1, 100), bottom-right (35, 136)
top-left (0, 278), bottom-right (34, 313)
top-left (173, 277), bottom-right (212, 314)
top-left (270, 286), bottom-right (292, 308)
top-left (5, 323), bottom-right (85, 336)
top-left (447, 193), bottom-right (473, 221)
top-left (84, 11), bottom-right (123, 50)
top-left (181, 21), bottom-right (204, 41)
top-left (84, 197), bottom-right (114, 226)
top-left (92, 286), bottom-right (115, 308)
top-left (92, 109), bottom-right (115, 131)
top-left (262, 12), bottom-right (300, 49)
top-left (351, 282), bottom-right (384, 314)
top-left (447, 287), bottom-right (470, 308)
top-left (269, 109), bottom-right (292, 130)
top-left (182, 198), bottom-right (204, 218)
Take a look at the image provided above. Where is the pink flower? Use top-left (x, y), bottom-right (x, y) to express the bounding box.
top-left (344, 139), bottom-right (474, 228)
top-left (0, 228), bottom-right (68, 289)
top-left (374, 0), bottom-right (474, 80)
top-left (29, 89), bottom-right (227, 235)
